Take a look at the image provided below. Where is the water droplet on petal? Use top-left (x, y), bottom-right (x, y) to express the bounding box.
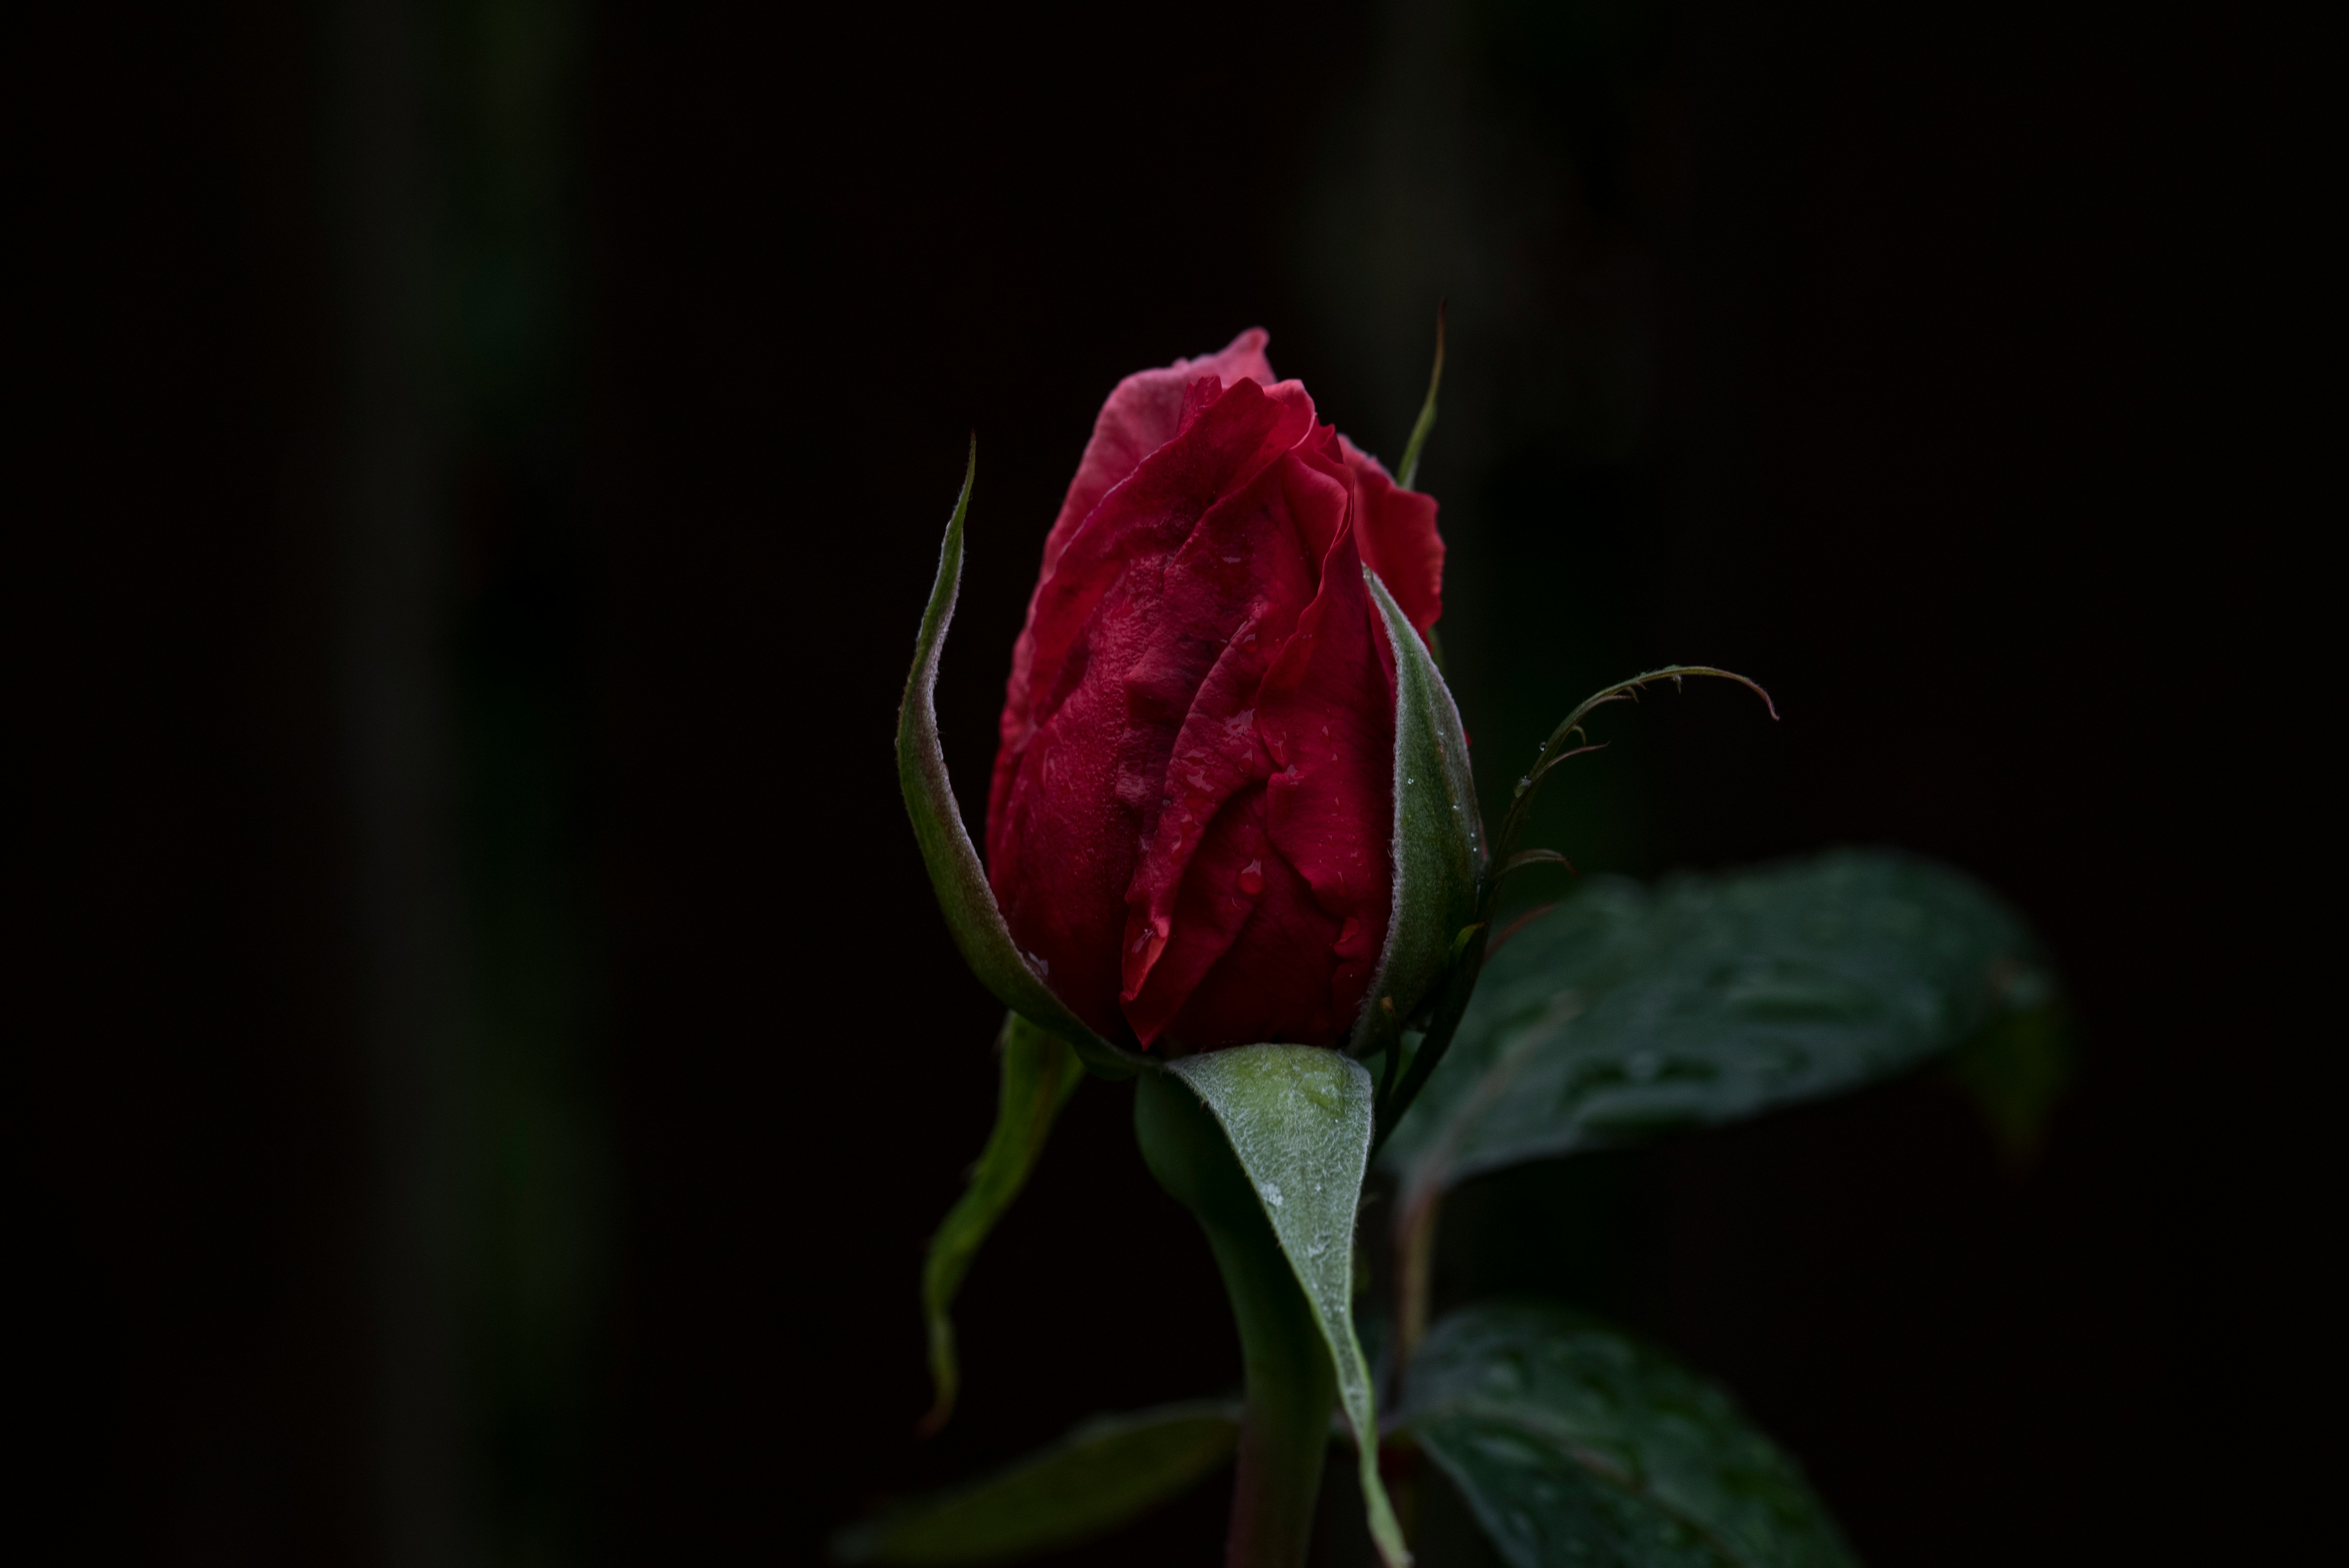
top-left (1238, 859), bottom-right (1264, 895)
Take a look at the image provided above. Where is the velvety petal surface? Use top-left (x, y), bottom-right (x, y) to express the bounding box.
top-left (1339, 434), bottom-right (1444, 636)
top-left (1149, 813), bottom-right (1353, 1048)
top-left (1117, 445), bottom-right (1354, 1046)
top-left (993, 331), bottom-right (1278, 818)
top-left (984, 337), bottom-right (1439, 1055)
top-left (1249, 514), bottom-right (1394, 1037)
top-left (1047, 328), bottom-right (1276, 581)
top-left (987, 378), bottom-right (1314, 1042)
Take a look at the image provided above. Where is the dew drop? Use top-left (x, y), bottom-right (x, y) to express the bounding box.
top-left (1238, 859), bottom-right (1264, 895)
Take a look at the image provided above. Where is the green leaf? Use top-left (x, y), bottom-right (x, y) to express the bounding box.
top-left (1402, 1301), bottom-right (1857, 1568)
top-left (897, 441), bottom-right (1144, 1080)
top-left (830, 1399), bottom-right (1243, 1565)
top-left (918, 1014), bottom-right (1084, 1436)
top-left (1355, 569), bottom-right (1486, 1058)
top-left (1169, 1046), bottom-right (1413, 1568)
top-left (1378, 848), bottom-right (2053, 1197)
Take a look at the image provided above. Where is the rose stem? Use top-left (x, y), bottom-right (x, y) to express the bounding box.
top-left (1136, 1071), bottom-right (1337, 1568)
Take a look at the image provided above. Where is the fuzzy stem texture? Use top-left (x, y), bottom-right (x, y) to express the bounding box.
top-left (1136, 1071), bottom-right (1337, 1568)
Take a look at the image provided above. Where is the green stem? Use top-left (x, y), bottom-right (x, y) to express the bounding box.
top-left (1136, 1071), bottom-right (1337, 1568)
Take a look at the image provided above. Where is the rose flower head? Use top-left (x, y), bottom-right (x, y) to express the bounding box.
top-left (984, 330), bottom-right (1446, 1055)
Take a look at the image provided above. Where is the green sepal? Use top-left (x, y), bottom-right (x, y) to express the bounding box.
top-left (918, 1013), bottom-right (1084, 1436)
top-left (830, 1399), bottom-right (1243, 1565)
top-left (897, 441), bottom-right (1144, 1080)
top-left (1167, 1046), bottom-right (1413, 1568)
top-left (1401, 1301), bottom-right (1857, 1568)
top-left (1353, 570), bottom-right (1485, 1057)
top-left (1395, 303), bottom-right (1444, 493)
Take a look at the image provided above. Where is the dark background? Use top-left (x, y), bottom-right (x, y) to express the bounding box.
top-left (12, 0), bottom-right (2324, 1564)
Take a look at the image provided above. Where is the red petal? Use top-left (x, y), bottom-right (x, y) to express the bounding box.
top-left (986, 375), bottom-right (1313, 1042)
top-left (1338, 435), bottom-right (1444, 636)
top-left (1253, 515), bottom-right (1397, 1036)
top-left (1046, 329), bottom-right (1276, 581)
top-left (987, 331), bottom-right (1278, 859)
top-left (1117, 448), bottom-right (1343, 1040)
top-left (1146, 796), bottom-right (1352, 1050)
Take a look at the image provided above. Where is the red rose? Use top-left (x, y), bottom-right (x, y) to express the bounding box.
top-left (984, 331), bottom-right (1445, 1053)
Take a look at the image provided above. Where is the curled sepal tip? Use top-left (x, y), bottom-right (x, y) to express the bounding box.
top-left (896, 440), bottom-right (1145, 1080)
top-left (1492, 664), bottom-right (1777, 885)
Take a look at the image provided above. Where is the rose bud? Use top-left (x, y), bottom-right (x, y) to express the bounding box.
top-left (984, 330), bottom-right (1457, 1055)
